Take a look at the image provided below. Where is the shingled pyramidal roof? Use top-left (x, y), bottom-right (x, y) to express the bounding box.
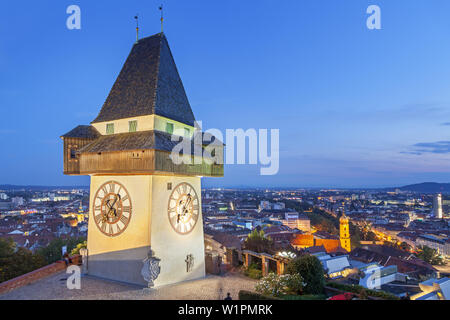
top-left (92, 32), bottom-right (196, 126)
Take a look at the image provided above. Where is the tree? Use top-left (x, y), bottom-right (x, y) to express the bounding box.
top-left (255, 273), bottom-right (304, 297)
top-left (0, 238), bottom-right (46, 283)
top-left (285, 254), bottom-right (325, 294)
top-left (37, 237), bottom-right (86, 264)
top-left (70, 240), bottom-right (87, 255)
top-left (316, 220), bottom-right (337, 234)
top-left (0, 237), bottom-right (15, 258)
top-left (416, 246), bottom-right (444, 266)
top-left (243, 229), bottom-right (273, 254)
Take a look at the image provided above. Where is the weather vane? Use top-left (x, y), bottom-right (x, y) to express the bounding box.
top-left (134, 14), bottom-right (139, 42)
top-left (159, 5), bottom-right (164, 33)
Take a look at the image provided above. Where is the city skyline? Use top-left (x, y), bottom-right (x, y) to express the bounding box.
top-left (2, 1), bottom-right (450, 188)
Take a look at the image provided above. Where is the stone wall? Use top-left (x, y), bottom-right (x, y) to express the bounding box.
top-left (0, 255), bottom-right (81, 295)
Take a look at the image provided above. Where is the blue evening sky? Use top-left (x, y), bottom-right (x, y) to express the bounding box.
top-left (1, 0), bottom-right (450, 188)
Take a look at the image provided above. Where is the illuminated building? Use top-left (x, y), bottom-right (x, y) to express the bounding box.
top-left (340, 213), bottom-right (351, 252)
top-left (291, 234), bottom-right (314, 249)
top-left (315, 238), bottom-right (341, 253)
top-left (412, 277), bottom-right (450, 300)
top-left (291, 233), bottom-right (346, 254)
top-left (78, 201), bottom-right (84, 214)
top-left (358, 264), bottom-right (398, 289)
top-left (11, 197), bottom-right (25, 207)
top-left (76, 213), bottom-right (85, 223)
top-left (31, 196), bottom-right (70, 202)
top-left (281, 212), bottom-right (311, 232)
top-left (313, 252), bottom-right (354, 279)
top-left (259, 201), bottom-right (271, 211)
top-left (416, 234), bottom-right (450, 258)
top-left (68, 218), bottom-right (78, 227)
top-left (433, 193), bottom-right (443, 219)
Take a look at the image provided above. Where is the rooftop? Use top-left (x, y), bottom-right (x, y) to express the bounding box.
top-left (92, 33), bottom-right (196, 126)
top-left (61, 125), bottom-right (101, 139)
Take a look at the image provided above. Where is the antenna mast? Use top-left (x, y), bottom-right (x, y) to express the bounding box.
top-left (159, 5), bottom-right (164, 33)
top-left (134, 15), bottom-right (139, 42)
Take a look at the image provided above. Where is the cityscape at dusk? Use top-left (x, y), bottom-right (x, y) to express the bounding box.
top-left (0, 0), bottom-right (449, 308)
top-left (3, 1), bottom-right (450, 188)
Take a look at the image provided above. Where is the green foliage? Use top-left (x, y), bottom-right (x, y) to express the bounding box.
top-left (281, 273), bottom-right (304, 295)
top-left (285, 255), bottom-right (325, 295)
top-left (238, 290), bottom-right (280, 300)
top-left (70, 240), bottom-right (87, 255)
top-left (326, 281), bottom-right (400, 300)
top-left (316, 220), bottom-right (338, 234)
top-left (0, 238), bottom-right (47, 283)
top-left (0, 237), bottom-right (15, 258)
top-left (244, 263), bottom-right (263, 279)
top-left (255, 273), bottom-right (304, 297)
top-left (416, 245), bottom-right (445, 265)
top-left (243, 229), bottom-right (274, 254)
top-left (37, 237), bottom-right (86, 264)
top-left (359, 288), bottom-right (369, 300)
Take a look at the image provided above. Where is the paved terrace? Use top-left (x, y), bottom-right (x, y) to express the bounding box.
top-left (0, 272), bottom-right (257, 300)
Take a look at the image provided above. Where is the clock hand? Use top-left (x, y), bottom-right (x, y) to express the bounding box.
top-left (107, 194), bottom-right (120, 217)
top-left (177, 199), bottom-right (185, 223)
top-left (103, 200), bottom-right (113, 221)
top-left (182, 195), bottom-right (192, 216)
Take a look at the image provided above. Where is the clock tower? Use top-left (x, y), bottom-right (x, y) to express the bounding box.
top-left (61, 33), bottom-right (223, 287)
top-left (340, 212), bottom-right (351, 253)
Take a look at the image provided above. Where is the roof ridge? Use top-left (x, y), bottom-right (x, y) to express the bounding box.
top-left (151, 33), bottom-right (164, 116)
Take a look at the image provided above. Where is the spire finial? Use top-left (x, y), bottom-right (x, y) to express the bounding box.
top-left (159, 5), bottom-right (164, 33)
top-left (134, 15), bottom-right (139, 42)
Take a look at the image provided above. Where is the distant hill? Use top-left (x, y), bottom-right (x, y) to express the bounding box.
top-left (398, 182), bottom-right (450, 194)
top-left (0, 184), bottom-right (88, 191)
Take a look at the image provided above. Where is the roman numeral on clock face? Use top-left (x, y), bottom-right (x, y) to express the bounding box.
top-left (120, 215), bottom-right (129, 225)
top-left (101, 221), bottom-right (107, 232)
top-left (94, 214), bottom-right (103, 225)
top-left (123, 206), bottom-right (131, 213)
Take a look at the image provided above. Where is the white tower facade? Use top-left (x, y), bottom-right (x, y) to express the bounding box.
top-left (433, 193), bottom-right (443, 219)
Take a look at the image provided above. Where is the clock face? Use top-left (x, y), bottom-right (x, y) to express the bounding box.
top-left (92, 181), bottom-right (132, 237)
top-left (168, 182), bottom-right (200, 235)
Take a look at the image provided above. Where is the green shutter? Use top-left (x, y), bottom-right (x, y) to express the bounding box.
top-left (129, 120), bottom-right (137, 132)
top-left (184, 128), bottom-right (190, 137)
top-left (166, 122), bottom-right (174, 134)
top-left (106, 123), bottom-right (114, 135)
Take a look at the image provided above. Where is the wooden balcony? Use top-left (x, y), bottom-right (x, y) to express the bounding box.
top-left (76, 149), bottom-right (223, 177)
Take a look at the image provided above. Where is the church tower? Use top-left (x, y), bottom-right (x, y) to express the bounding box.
top-left (61, 33), bottom-right (223, 287)
top-left (339, 211), bottom-right (351, 252)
